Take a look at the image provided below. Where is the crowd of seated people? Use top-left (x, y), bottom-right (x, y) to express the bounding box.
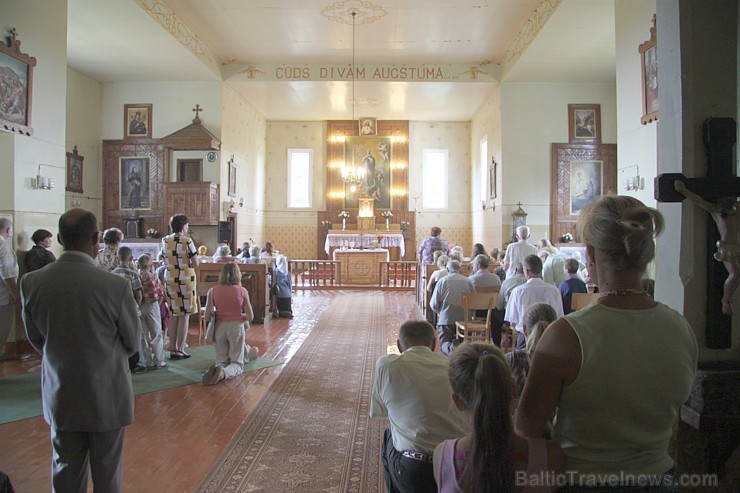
top-left (405, 198), bottom-right (697, 492)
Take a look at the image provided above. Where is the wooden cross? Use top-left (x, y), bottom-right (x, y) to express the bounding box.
top-left (192, 104), bottom-right (202, 122)
top-left (655, 117), bottom-right (740, 348)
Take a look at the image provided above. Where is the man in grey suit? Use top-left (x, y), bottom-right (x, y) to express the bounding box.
top-left (20, 209), bottom-right (140, 493)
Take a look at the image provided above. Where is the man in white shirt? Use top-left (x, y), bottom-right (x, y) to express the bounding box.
top-left (430, 260), bottom-right (474, 355)
top-left (503, 225), bottom-right (538, 279)
top-left (0, 218), bottom-right (19, 362)
top-left (370, 320), bottom-right (469, 493)
top-left (505, 254), bottom-right (564, 350)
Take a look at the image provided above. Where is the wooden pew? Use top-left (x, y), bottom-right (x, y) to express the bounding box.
top-left (195, 263), bottom-right (271, 324)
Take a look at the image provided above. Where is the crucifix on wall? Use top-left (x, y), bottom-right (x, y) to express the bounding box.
top-left (655, 118), bottom-right (740, 348)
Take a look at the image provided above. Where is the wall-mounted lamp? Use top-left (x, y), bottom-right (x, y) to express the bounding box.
top-left (239, 197), bottom-right (244, 208)
top-left (621, 165), bottom-right (644, 191)
top-left (32, 164), bottom-right (59, 190)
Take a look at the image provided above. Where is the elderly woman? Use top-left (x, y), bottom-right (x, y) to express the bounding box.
top-left (417, 226), bottom-right (449, 265)
top-left (426, 254), bottom-right (449, 292)
top-left (273, 255), bottom-right (293, 318)
top-left (212, 244), bottom-right (242, 264)
top-left (244, 245), bottom-right (264, 264)
top-left (95, 227), bottom-right (123, 271)
top-left (515, 196), bottom-right (697, 490)
top-left (161, 214), bottom-right (199, 360)
top-left (25, 229), bottom-right (56, 273)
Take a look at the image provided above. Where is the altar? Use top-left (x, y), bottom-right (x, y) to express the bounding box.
top-left (324, 232), bottom-right (405, 260)
top-left (333, 248), bottom-right (390, 285)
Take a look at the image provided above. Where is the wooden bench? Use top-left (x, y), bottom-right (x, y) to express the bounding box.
top-left (195, 263), bottom-right (271, 324)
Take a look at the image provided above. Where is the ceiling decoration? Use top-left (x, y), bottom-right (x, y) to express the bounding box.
top-left (321, 0), bottom-right (388, 25)
top-left (500, 0), bottom-right (563, 77)
top-left (133, 0), bottom-right (219, 75)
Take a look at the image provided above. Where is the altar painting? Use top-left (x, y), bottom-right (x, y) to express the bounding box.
top-left (344, 136), bottom-right (392, 209)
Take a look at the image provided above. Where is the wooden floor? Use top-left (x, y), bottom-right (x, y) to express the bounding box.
top-left (0, 290), bottom-right (419, 492)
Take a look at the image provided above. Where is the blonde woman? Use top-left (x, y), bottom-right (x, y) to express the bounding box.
top-left (202, 262), bottom-right (256, 385)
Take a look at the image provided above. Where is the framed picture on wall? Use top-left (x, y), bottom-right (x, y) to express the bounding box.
top-left (0, 29), bottom-right (36, 136)
top-left (567, 104), bottom-right (601, 143)
top-left (123, 103), bottom-right (152, 139)
top-left (120, 157), bottom-right (151, 210)
top-left (65, 146), bottom-right (84, 193)
top-left (358, 117), bottom-right (377, 136)
top-left (343, 136), bottom-right (392, 209)
top-left (639, 15), bottom-right (658, 125)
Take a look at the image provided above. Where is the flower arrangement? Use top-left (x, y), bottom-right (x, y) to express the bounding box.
top-left (381, 210), bottom-right (393, 218)
top-left (146, 228), bottom-right (158, 237)
top-left (400, 221), bottom-right (409, 231)
top-left (376, 234), bottom-right (384, 242)
top-left (560, 232), bottom-right (574, 243)
top-left (321, 220), bottom-right (332, 230)
top-left (338, 211), bottom-right (350, 219)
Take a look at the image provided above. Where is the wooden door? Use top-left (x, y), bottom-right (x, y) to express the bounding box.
top-left (178, 159), bottom-right (202, 182)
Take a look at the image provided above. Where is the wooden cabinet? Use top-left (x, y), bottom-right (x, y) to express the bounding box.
top-left (164, 182), bottom-right (219, 226)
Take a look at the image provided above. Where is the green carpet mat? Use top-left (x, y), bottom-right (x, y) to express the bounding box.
top-left (0, 345), bottom-right (282, 425)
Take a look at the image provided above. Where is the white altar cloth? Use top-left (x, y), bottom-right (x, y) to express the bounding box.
top-left (325, 233), bottom-right (405, 257)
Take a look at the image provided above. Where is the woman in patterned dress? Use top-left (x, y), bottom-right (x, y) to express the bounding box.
top-left (95, 227), bottom-right (123, 271)
top-left (162, 214), bottom-right (199, 359)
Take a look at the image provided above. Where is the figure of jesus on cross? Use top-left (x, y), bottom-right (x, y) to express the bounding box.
top-left (675, 180), bottom-right (739, 314)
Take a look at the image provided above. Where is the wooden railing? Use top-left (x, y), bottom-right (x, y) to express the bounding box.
top-left (379, 261), bottom-right (417, 289)
top-left (287, 259), bottom-right (416, 290)
top-left (289, 260), bottom-right (340, 288)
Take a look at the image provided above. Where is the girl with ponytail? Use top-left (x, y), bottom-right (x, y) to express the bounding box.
top-left (433, 343), bottom-right (563, 492)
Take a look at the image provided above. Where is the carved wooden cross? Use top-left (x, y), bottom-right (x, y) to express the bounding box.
top-left (192, 104), bottom-right (202, 122)
top-left (655, 118), bottom-right (740, 348)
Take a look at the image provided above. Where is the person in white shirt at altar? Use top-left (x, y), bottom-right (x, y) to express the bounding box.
top-left (503, 225), bottom-right (537, 279)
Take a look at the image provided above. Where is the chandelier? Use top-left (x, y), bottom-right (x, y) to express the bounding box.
top-left (341, 10), bottom-right (366, 190)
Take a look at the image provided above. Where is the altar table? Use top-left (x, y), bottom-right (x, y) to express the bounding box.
top-left (333, 249), bottom-right (390, 285)
top-left (325, 232), bottom-right (405, 258)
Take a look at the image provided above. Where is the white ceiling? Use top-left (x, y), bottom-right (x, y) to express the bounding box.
top-left (67, 0), bottom-right (616, 121)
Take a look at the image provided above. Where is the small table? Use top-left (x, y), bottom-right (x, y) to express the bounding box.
top-left (333, 248), bottom-right (390, 285)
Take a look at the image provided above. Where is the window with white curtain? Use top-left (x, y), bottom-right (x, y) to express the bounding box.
top-left (422, 148), bottom-right (448, 209)
top-left (287, 148), bottom-right (312, 208)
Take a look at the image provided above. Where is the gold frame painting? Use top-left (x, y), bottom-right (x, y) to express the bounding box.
top-left (124, 103), bottom-right (152, 139)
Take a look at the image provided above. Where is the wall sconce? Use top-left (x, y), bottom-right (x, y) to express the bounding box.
top-left (390, 162), bottom-right (407, 170)
top-left (239, 197), bottom-right (244, 208)
top-left (329, 135), bottom-right (347, 143)
top-left (621, 165), bottom-right (644, 191)
top-left (32, 164), bottom-right (58, 190)
top-left (328, 191), bottom-right (346, 200)
top-left (390, 135), bottom-right (407, 144)
top-left (390, 188), bottom-right (408, 197)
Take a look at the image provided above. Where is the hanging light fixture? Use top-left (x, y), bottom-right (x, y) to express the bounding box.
top-left (341, 10), bottom-right (366, 190)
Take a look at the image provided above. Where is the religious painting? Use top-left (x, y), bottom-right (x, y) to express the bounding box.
top-left (65, 146), bottom-right (83, 194)
top-left (569, 160), bottom-right (602, 214)
top-left (228, 158), bottom-right (237, 197)
top-left (568, 104), bottom-right (601, 143)
top-left (119, 157), bottom-right (151, 210)
top-left (358, 117), bottom-right (377, 136)
top-left (123, 103), bottom-right (152, 139)
top-left (639, 15), bottom-right (658, 125)
top-left (343, 136), bottom-right (392, 210)
top-left (550, 143), bottom-right (617, 242)
top-left (0, 30), bottom-right (36, 136)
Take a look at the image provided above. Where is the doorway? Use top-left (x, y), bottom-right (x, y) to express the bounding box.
top-left (178, 159), bottom-right (202, 182)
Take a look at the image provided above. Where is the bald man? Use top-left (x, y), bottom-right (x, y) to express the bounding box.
top-left (21, 209), bottom-right (140, 493)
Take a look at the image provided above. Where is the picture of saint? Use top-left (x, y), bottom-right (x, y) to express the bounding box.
top-left (120, 157), bottom-right (151, 210)
top-left (0, 54), bottom-right (29, 125)
top-left (644, 46), bottom-right (658, 115)
top-left (358, 118), bottom-right (376, 136)
top-left (574, 110), bottom-right (595, 138)
top-left (128, 111), bottom-right (147, 136)
top-left (344, 136), bottom-right (392, 209)
top-left (570, 161), bottom-right (602, 214)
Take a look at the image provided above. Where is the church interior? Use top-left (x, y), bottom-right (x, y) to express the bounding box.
top-left (1, 0), bottom-right (739, 491)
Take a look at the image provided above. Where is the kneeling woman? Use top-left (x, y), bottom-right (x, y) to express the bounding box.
top-left (202, 263), bottom-right (255, 385)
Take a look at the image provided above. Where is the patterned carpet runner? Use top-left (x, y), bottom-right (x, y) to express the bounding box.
top-left (197, 291), bottom-right (387, 492)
